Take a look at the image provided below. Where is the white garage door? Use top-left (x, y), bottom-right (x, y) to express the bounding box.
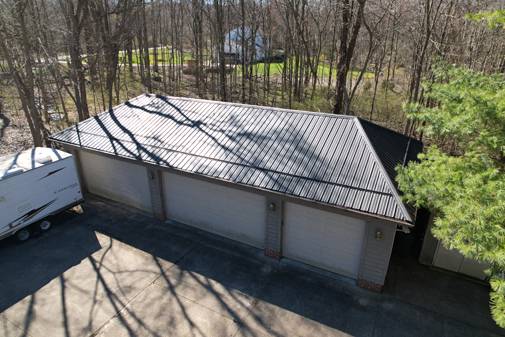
top-left (284, 202), bottom-right (366, 278)
top-left (79, 151), bottom-right (152, 212)
top-left (163, 172), bottom-right (266, 248)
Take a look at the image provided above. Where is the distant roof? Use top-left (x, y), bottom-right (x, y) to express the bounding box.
top-left (0, 147), bottom-right (70, 180)
top-left (224, 27), bottom-right (264, 56)
top-left (50, 94), bottom-right (422, 224)
top-left (225, 27), bottom-right (263, 43)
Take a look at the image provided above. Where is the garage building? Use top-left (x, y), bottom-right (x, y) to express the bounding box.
top-left (419, 214), bottom-right (489, 280)
top-left (50, 94), bottom-right (422, 291)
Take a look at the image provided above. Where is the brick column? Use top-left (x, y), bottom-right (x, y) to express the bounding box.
top-left (147, 168), bottom-right (165, 220)
top-left (264, 196), bottom-right (283, 259)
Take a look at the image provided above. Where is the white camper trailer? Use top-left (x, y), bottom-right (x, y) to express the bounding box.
top-left (0, 147), bottom-right (83, 241)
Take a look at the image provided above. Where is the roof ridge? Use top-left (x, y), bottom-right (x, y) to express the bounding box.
top-left (140, 93), bottom-right (355, 120)
top-left (353, 117), bottom-right (413, 223)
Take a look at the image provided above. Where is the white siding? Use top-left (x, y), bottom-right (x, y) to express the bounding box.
top-left (163, 172), bottom-right (266, 248)
top-left (79, 151), bottom-right (152, 212)
top-left (358, 221), bottom-right (396, 285)
top-left (433, 242), bottom-right (488, 280)
top-left (283, 202), bottom-right (365, 278)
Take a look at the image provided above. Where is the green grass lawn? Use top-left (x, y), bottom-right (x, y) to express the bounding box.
top-left (238, 62), bottom-right (373, 81)
top-left (117, 47), bottom-right (374, 81)
top-left (118, 47), bottom-right (193, 65)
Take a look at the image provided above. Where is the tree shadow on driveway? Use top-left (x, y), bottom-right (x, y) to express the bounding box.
top-left (0, 197), bottom-right (503, 337)
top-left (0, 210), bottom-right (101, 313)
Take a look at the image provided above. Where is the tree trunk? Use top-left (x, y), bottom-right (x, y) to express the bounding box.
top-left (214, 0), bottom-right (227, 101)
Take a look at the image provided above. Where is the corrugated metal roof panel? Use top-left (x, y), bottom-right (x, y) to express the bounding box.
top-left (50, 94), bottom-right (422, 224)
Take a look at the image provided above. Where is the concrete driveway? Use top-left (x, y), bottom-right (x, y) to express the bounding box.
top-left (0, 197), bottom-right (503, 337)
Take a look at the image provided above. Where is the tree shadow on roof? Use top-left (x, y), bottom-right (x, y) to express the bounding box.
top-left (91, 96), bottom-right (383, 199)
top-left (62, 94), bottom-right (406, 221)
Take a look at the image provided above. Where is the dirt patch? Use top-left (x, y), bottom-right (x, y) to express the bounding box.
top-left (0, 118), bottom-right (32, 156)
top-left (0, 85), bottom-right (27, 153)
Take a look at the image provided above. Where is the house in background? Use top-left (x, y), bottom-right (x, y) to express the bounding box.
top-left (50, 93), bottom-right (423, 291)
top-left (224, 27), bottom-right (265, 63)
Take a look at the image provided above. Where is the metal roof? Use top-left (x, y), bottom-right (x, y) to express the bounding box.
top-left (49, 94), bottom-right (422, 224)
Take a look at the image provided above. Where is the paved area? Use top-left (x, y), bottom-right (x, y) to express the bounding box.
top-left (0, 197), bottom-right (503, 337)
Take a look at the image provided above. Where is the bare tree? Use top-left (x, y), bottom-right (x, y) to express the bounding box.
top-left (89, 0), bottom-right (139, 110)
top-left (333, 0), bottom-right (367, 115)
top-left (0, 0), bottom-right (46, 146)
top-left (58, 0), bottom-right (90, 121)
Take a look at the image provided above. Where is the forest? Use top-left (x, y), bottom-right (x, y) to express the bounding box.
top-left (0, 0), bottom-right (503, 154)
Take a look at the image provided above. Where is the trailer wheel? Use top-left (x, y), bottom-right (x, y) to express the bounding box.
top-left (16, 228), bottom-right (30, 242)
top-left (39, 220), bottom-right (51, 231)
